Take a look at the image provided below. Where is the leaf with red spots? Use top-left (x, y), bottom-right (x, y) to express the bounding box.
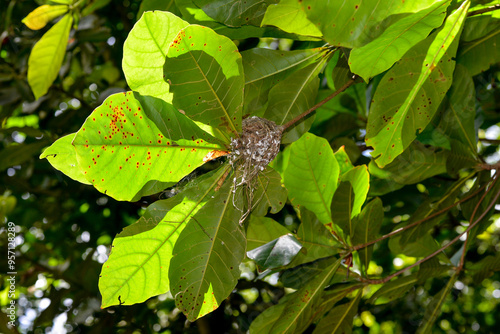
top-left (366, 2), bottom-right (469, 167)
top-left (99, 166), bottom-right (230, 308)
top-left (40, 133), bottom-right (91, 185)
top-left (123, 11), bottom-right (189, 102)
top-left (164, 25), bottom-right (244, 141)
top-left (194, 0), bottom-right (278, 27)
top-left (169, 179), bottom-right (246, 321)
top-left (72, 92), bottom-right (226, 201)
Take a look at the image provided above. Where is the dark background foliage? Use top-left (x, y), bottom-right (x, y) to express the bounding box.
top-left (1, 0), bottom-right (499, 333)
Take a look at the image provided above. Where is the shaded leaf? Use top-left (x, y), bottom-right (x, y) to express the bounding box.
top-left (352, 198), bottom-right (384, 275)
top-left (169, 179), bottom-right (246, 321)
top-left (368, 274), bottom-right (418, 305)
top-left (99, 166), bottom-right (229, 308)
top-left (331, 182), bottom-right (354, 238)
top-left (27, 13), bottom-right (72, 99)
top-left (284, 133), bottom-right (339, 232)
top-left (194, 0), bottom-right (278, 27)
top-left (164, 24), bottom-right (244, 140)
top-left (138, 0), bottom-right (181, 19)
top-left (349, 1), bottom-right (450, 81)
top-left (246, 215), bottom-right (290, 251)
top-left (123, 11), bottom-right (189, 102)
top-left (469, 253), bottom-right (500, 283)
top-left (417, 257), bottom-right (451, 284)
top-left (72, 92), bottom-right (225, 201)
top-left (264, 59), bottom-right (326, 143)
top-left (270, 258), bottom-right (342, 333)
top-left (249, 295), bottom-right (291, 334)
top-left (312, 289), bottom-right (362, 334)
top-left (0, 140), bottom-right (50, 172)
top-left (40, 133), bottom-right (91, 185)
top-left (446, 139), bottom-right (478, 176)
top-left (368, 141), bottom-right (448, 185)
top-left (241, 48), bottom-right (320, 115)
top-left (261, 0), bottom-right (322, 37)
top-left (416, 272), bottom-right (458, 334)
top-left (366, 1), bottom-right (469, 167)
top-left (461, 3), bottom-right (500, 42)
top-left (22, 4), bottom-right (68, 30)
top-left (457, 26), bottom-right (500, 76)
top-left (251, 166), bottom-right (287, 216)
top-left (389, 233), bottom-right (445, 260)
top-left (247, 234), bottom-right (302, 270)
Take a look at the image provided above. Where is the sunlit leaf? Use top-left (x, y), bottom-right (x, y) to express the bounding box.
top-left (261, 0), bottom-right (322, 37)
top-left (123, 11), bottom-right (189, 102)
top-left (169, 179), bottom-right (246, 321)
top-left (194, 0), bottom-right (278, 27)
top-left (284, 133), bottom-right (340, 233)
top-left (27, 14), bottom-right (72, 99)
top-left (416, 272), bottom-right (458, 334)
top-left (99, 166), bottom-right (229, 308)
top-left (366, 1), bottom-right (469, 167)
top-left (349, 1), bottom-right (450, 81)
top-left (40, 133), bottom-right (91, 185)
top-left (270, 258), bottom-right (341, 333)
top-left (72, 92), bottom-right (226, 201)
top-left (264, 59), bottom-right (327, 143)
top-left (22, 5), bottom-right (68, 30)
top-left (247, 234), bottom-right (302, 270)
top-left (334, 146), bottom-right (354, 175)
top-left (312, 289), bottom-right (362, 334)
top-left (164, 24), bottom-right (244, 140)
top-left (351, 198), bottom-right (384, 274)
top-left (341, 165), bottom-right (369, 217)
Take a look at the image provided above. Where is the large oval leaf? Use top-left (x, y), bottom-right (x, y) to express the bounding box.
top-left (72, 92), bottom-right (226, 201)
top-left (123, 11), bottom-right (189, 102)
top-left (27, 13), bottom-right (72, 99)
top-left (164, 24), bottom-right (244, 140)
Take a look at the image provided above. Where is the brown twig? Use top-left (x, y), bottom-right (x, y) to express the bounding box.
top-left (467, 4), bottom-right (500, 17)
top-left (360, 170), bottom-right (500, 285)
top-left (281, 75), bottom-right (359, 131)
top-left (478, 138), bottom-right (500, 145)
top-left (351, 173), bottom-right (486, 252)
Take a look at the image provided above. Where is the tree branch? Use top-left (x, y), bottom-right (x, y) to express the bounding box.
top-left (361, 170), bottom-right (500, 285)
top-left (281, 75), bottom-right (359, 131)
top-left (467, 4), bottom-right (500, 17)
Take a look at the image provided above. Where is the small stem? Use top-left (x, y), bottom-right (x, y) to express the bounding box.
top-left (281, 75), bottom-right (358, 131)
top-left (478, 138), bottom-right (500, 145)
top-left (361, 170), bottom-right (500, 285)
top-left (467, 4), bottom-right (500, 17)
top-left (352, 173), bottom-right (485, 252)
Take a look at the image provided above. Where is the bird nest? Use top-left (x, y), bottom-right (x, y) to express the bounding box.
top-left (229, 116), bottom-right (284, 222)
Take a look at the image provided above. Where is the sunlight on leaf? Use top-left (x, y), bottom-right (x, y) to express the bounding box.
top-left (22, 5), bottom-right (68, 30)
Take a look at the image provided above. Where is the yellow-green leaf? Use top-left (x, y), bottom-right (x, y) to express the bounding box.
top-left (22, 5), bottom-right (68, 30)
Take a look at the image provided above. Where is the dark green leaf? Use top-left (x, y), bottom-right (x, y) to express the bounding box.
top-left (331, 182), bottom-right (354, 238)
top-left (457, 27), bottom-right (500, 76)
top-left (194, 0), bottom-right (278, 27)
top-left (368, 274), bottom-right (418, 305)
top-left (251, 166), bottom-right (287, 216)
top-left (247, 234), bottom-right (302, 270)
top-left (312, 289), bottom-right (362, 334)
top-left (246, 215), bottom-right (290, 251)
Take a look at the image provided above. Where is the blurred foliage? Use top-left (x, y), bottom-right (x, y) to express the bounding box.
top-left (0, 0), bottom-right (499, 334)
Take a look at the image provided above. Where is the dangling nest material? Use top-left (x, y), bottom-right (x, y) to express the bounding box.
top-left (230, 116), bottom-right (284, 223)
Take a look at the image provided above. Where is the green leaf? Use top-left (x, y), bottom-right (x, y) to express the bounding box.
top-left (349, 1), bottom-right (450, 81)
top-left (366, 1), bottom-right (469, 167)
top-left (164, 24), bottom-right (244, 139)
top-left (301, 0), bottom-right (438, 48)
top-left (123, 11), bottom-right (189, 102)
top-left (312, 289), bottom-right (362, 334)
top-left (72, 92), bottom-right (226, 201)
top-left (368, 274), bottom-right (418, 305)
top-left (368, 142), bottom-right (448, 185)
top-left (261, 0), bottom-right (322, 37)
top-left (249, 295), bottom-right (291, 334)
top-left (461, 4), bottom-right (500, 42)
top-left (40, 134), bottom-right (91, 185)
top-left (352, 198), bottom-right (384, 275)
top-left (270, 258), bottom-right (342, 333)
top-left (334, 145), bottom-right (354, 175)
top-left (22, 5), bottom-right (68, 30)
top-left (138, 0), bottom-right (181, 20)
top-left (194, 0), bottom-right (278, 27)
top-left (416, 272), bottom-right (458, 334)
top-left (27, 13), bottom-right (72, 99)
top-left (99, 166), bottom-right (229, 308)
top-left (469, 253), bottom-right (500, 283)
top-left (247, 234), bottom-right (302, 270)
top-left (417, 257), bottom-right (450, 283)
top-left (0, 140), bottom-right (50, 172)
top-left (331, 182), bottom-right (354, 238)
top-left (169, 179), bottom-right (246, 321)
top-left (341, 165), bottom-right (370, 218)
top-left (251, 166), bottom-right (287, 216)
top-left (437, 64), bottom-right (477, 152)
top-left (246, 215), bottom-right (290, 251)
top-left (264, 59), bottom-right (326, 143)
top-left (284, 133), bottom-right (339, 232)
top-left (446, 139), bottom-right (478, 176)
top-left (241, 48), bottom-right (320, 116)
top-left (457, 26), bottom-right (500, 76)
